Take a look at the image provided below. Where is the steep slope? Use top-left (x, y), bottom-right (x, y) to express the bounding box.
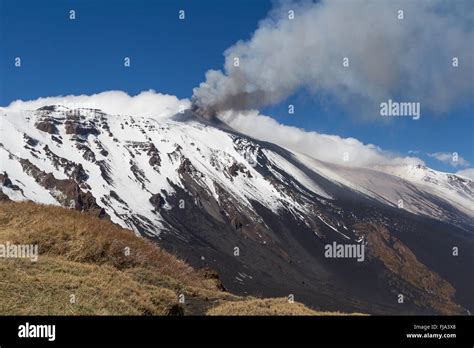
top-left (0, 200), bottom-right (329, 315)
top-left (374, 163), bottom-right (474, 221)
top-left (294, 154), bottom-right (474, 228)
top-left (0, 105), bottom-right (472, 315)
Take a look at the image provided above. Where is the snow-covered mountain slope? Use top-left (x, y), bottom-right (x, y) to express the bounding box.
top-left (1, 106), bottom-right (471, 230)
top-left (0, 106), bottom-right (334, 234)
top-left (374, 163), bottom-right (473, 217)
top-left (0, 105), bottom-right (473, 315)
top-left (294, 154), bottom-right (474, 227)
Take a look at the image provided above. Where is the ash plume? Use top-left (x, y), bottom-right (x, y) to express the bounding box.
top-left (192, 0), bottom-right (474, 118)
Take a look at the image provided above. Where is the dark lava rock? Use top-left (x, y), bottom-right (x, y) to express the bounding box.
top-left (23, 134), bottom-right (39, 147)
top-left (149, 193), bottom-right (166, 210)
top-left (51, 135), bottom-right (63, 144)
top-left (0, 190), bottom-right (10, 201)
top-left (19, 159), bottom-right (107, 218)
top-left (36, 121), bottom-right (58, 134)
top-left (0, 172), bottom-right (21, 191)
top-left (65, 120), bottom-right (100, 137)
top-left (147, 143), bottom-right (161, 168)
top-left (37, 105), bottom-right (57, 111)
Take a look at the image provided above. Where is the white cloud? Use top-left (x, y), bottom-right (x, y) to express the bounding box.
top-left (2, 90), bottom-right (191, 119)
top-left (456, 168), bottom-right (474, 180)
top-left (428, 152), bottom-right (470, 167)
top-left (219, 110), bottom-right (424, 168)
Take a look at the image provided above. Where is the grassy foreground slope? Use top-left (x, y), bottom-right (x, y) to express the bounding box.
top-left (0, 201), bottom-right (360, 316)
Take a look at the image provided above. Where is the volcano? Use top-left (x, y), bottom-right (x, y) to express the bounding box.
top-left (0, 104), bottom-right (473, 315)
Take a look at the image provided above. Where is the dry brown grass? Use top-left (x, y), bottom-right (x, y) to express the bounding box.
top-left (0, 256), bottom-right (180, 315)
top-left (0, 201), bottom-right (212, 289)
top-left (0, 201), bottom-right (218, 315)
top-left (207, 298), bottom-right (366, 316)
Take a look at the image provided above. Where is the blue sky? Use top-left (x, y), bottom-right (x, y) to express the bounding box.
top-left (1, 0), bottom-right (472, 173)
